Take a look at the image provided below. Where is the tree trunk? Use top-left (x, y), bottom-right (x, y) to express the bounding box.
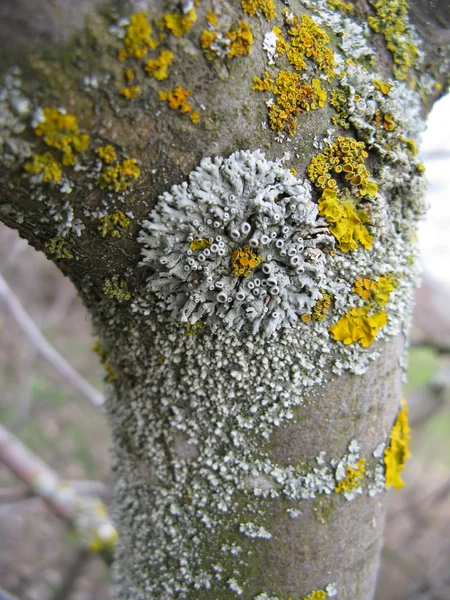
top-left (0, 1), bottom-right (449, 598)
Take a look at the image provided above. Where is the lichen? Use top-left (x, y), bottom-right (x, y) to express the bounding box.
top-left (103, 278), bottom-right (132, 302)
top-left (45, 237), bottom-right (73, 259)
top-left (241, 0), bottom-right (276, 21)
top-left (118, 12), bottom-right (159, 61)
top-left (158, 86), bottom-right (193, 114)
top-left (145, 49), bottom-right (175, 80)
top-left (97, 145), bottom-right (117, 164)
top-left (384, 399), bottom-right (411, 489)
top-left (231, 245), bottom-right (264, 277)
top-left (91, 339), bottom-right (119, 382)
top-left (201, 20), bottom-right (254, 61)
top-left (226, 21), bottom-right (254, 59)
top-left (329, 306), bottom-right (387, 347)
top-left (352, 274), bottom-right (396, 306)
top-left (119, 86), bottom-right (141, 99)
top-left (367, 0), bottom-right (419, 81)
top-left (163, 8), bottom-right (197, 38)
top-left (24, 152), bottom-right (62, 183)
top-left (98, 211), bottom-right (131, 238)
top-left (99, 158), bottom-right (141, 192)
top-left (335, 458), bottom-right (366, 494)
top-left (33, 107), bottom-right (89, 166)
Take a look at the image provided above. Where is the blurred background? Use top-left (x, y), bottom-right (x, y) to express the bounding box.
top-left (1, 94), bottom-right (450, 600)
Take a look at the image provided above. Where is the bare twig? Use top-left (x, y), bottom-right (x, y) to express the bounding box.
top-left (0, 273), bottom-right (104, 410)
top-left (0, 424), bottom-right (116, 563)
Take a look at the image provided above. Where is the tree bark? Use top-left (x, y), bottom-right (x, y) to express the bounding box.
top-left (0, 1), bottom-right (449, 598)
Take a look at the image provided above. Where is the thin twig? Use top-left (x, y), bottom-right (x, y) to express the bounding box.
top-left (0, 424), bottom-right (116, 563)
top-left (0, 273), bottom-right (104, 410)
top-left (0, 588), bottom-right (21, 600)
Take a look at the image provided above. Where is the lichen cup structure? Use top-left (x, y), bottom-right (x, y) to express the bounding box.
top-left (0, 0), bottom-right (449, 598)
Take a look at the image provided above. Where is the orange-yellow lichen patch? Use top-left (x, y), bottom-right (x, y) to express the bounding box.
top-left (226, 21), bottom-right (254, 58)
top-left (260, 71), bottom-right (327, 135)
top-left (335, 458), bottom-right (366, 494)
top-left (145, 49), bottom-right (175, 80)
top-left (353, 274), bottom-right (396, 306)
top-left (99, 159), bottom-right (141, 192)
top-left (119, 86), bottom-right (141, 99)
top-left (97, 145), bottom-right (117, 164)
top-left (125, 68), bottom-right (135, 81)
top-left (384, 399), bottom-right (411, 489)
top-left (206, 11), bottom-right (218, 26)
top-left (372, 79), bottom-right (392, 95)
top-left (231, 245), bottom-right (264, 277)
top-left (189, 238), bottom-right (211, 251)
top-left (269, 26), bottom-right (288, 57)
top-left (329, 306), bottom-right (387, 347)
top-left (374, 110), bottom-right (396, 131)
top-left (98, 211), bottom-right (131, 238)
top-left (285, 13), bottom-right (335, 79)
top-left (34, 107), bottom-right (89, 166)
top-left (163, 8), bottom-right (197, 38)
top-left (184, 321), bottom-right (204, 336)
top-left (318, 189), bottom-right (373, 252)
top-left (119, 12), bottom-right (159, 61)
top-left (308, 137), bottom-right (378, 198)
top-left (24, 152), bottom-right (62, 183)
top-left (252, 71), bottom-right (274, 92)
top-left (200, 29), bottom-right (218, 61)
top-left (158, 86), bottom-right (193, 114)
top-left (189, 110), bottom-right (200, 124)
top-left (327, 0), bottom-right (354, 12)
top-left (302, 591), bottom-right (328, 600)
top-left (242, 0), bottom-right (276, 21)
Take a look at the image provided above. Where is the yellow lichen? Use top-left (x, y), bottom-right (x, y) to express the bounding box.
top-left (329, 306), bottom-right (387, 347)
top-left (163, 8), bottom-right (197, 38)
top-left (318, 189), bottom-right (373, 252)
top-left (92, 340), bottom-right (118, 383)
top-left (368, 0), bottom-right (418, 81)
top-left (335, 458), bottom-right (366, 494)
top-left (125, 68), bottom-right (135, 81)
top-left (353, 274), bottom-right (396, 306)
top-left (206, 11), bottom-right (218, 26)
top-left (119, 86), bottom-right (141, 99)
top-left (145, 49), bottom-right (175, 80)
top-left (226, 21), bottom-right (254, 59)
top-left (189, 238), bottom-right (211, 251)
top-left (119, 12), bottom-right (159, 61)
top-left (231, 245), bottom-right (264, 277)
top-left (301, 591), bottom-right (328, 600)
top-left (189, 110), bottom-right (200, 124)
top-left (34, 107), bottom-right (89, 166)
top-left (98, 211), bottom-right (131, 238)
top-left (327, 0), bottom-right (354, 10)
top-left (308, 137), bottom-right (378, 198)
top-left (285, 13), bottom-right (335, 80)
top-left (384, 399), bottom-right (411, 489)
top-left (103, 278), bottom-right (131, 302)
top-left (252, 71), bottom-right (274, 92)
top-left (372, 78), bottom-right (392, 95)
top-left (99, 159), bottom-right (141, 192)
top-left (97, 145), bottom-right (117, 164)
top-left (273, 26), bottom-right (290, 56)
top-left (200, 30), bottom-right (218, 61)
top-left (158, 86), bottom-right (193, 114)
top-left (45, 237), bottom-right (73, 260)
top-left (241, 0), bottom-right (276, 21)
top-left (184, 321), bottom-right (204, 336)
top-left (24, 153), bottom-right (62, 183)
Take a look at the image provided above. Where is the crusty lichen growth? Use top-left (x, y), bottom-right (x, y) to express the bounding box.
top-left (103, 278), bottom-right (131, 302)
top-left (353, 274), bottom-right (396, 306)
top-left (242, 0), bottom-right (276, 21)
top-left (335, 458), bottom-right (366, 494)
top-left (98, 211), bottom-right (130, 238)
top-left (99, 158), bottom-right (141, 192)
top-left (231, 245), bottom-right (264, 277)
top-left (145, 49), bottom-right (175, 80)
top-left (33, 107), bottom-right (89, 166)
top-left (163, 7), bottom-right (197, 38)
top-left (368, 0), bottom-right (419, 81)
top-left (24, 152), bottom-right (62, 183)
top-left (97, 145), bottom-right (117, 164)
top-left (45, 237), bottom-right (73, 260)
top-left (200, 20), bottom-right (254, 61)
top-left (384, 399), bottom-right (411, 489)
top-left (302, 291), bottom-right (332, 322)
top-left (226, 21), bottom-right (254, 59)
top-left (118, 12), bottom-right (159, 61)
top-left (119, 86), bottom-right (141, 99)
top-left (329, 306), bottom-right (387, 347)
top-left (91, 340), bottom-right (118, 383)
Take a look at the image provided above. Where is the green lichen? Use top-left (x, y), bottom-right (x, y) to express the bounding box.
top-left (103, 278), bottom-right (131, 302)
top-left (45, 237), bottom-right (73, 259)
top-left (98, 211), bottom-right (130, 238)
top-left (91, 339), bottom-right (119, 382)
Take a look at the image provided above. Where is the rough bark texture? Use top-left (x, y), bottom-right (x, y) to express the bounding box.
top-left (0, 1), bottom-right (449, 599)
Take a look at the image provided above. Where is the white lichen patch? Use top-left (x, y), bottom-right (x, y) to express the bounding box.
top-left (139, 150), bottom-right (334, 335)
top-left (0, 68), bottom-right (32, 167)
top-left (240, 522), bottom-right (272, 539)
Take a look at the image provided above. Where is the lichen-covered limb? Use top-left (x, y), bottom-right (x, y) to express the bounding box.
top-left (0, 1), bottom-right (449, 599)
